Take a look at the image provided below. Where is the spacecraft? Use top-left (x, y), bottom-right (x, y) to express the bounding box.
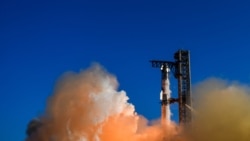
top-left (150, 50), bottom-right (192, 125)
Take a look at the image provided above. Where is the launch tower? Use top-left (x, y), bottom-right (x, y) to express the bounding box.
top-left (150, 50), bottom-right (192, 125)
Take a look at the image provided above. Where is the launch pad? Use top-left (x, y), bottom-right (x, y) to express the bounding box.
top-left (150, 50), bottom-right (192, 125)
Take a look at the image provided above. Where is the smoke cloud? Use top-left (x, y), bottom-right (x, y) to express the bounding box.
top-left (26, 64), bottom-right (178, 141)
top-left (186, 78), bottom-right (250, 141)
top-left (26, 65), bottom-right (250, 141)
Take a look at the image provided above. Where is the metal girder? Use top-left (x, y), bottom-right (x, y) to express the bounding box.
top-left (150, 50), bottom-right (192, 125)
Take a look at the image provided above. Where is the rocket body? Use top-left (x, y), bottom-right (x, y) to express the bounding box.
top-left (160, 65), bottom-right (171, 125)
top-left (160, 65), bottom-right (170, 103)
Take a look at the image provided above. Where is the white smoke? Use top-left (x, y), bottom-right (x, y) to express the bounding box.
top-left (26, 64), bottom-right (250, 141)
top-left (26, 64), bottom-right (178, 141)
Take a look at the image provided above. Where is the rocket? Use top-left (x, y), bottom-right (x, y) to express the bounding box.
top-left (160, 64), bottom-right (170, 104)
top-left (150, 60), bottom-right (175, 125)
top-left (160, 64), bottom-right (171, 125)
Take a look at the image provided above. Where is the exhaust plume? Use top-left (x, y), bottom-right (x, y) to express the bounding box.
top-left (186, 78), bottom-right (250, 141)
top-left (26, 64), bottom-right (178, 141)
top-left (25, 65), bottom-right (250, 141)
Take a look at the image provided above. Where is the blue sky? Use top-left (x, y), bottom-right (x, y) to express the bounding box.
top-left (1, 0), bottom-right (250, 140)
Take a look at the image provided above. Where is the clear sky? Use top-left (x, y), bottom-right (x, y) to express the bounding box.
top-left (1, 0), bottom-right (250, 140)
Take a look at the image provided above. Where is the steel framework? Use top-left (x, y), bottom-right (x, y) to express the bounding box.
top-left (150, 50), bottom-right (192, 125)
